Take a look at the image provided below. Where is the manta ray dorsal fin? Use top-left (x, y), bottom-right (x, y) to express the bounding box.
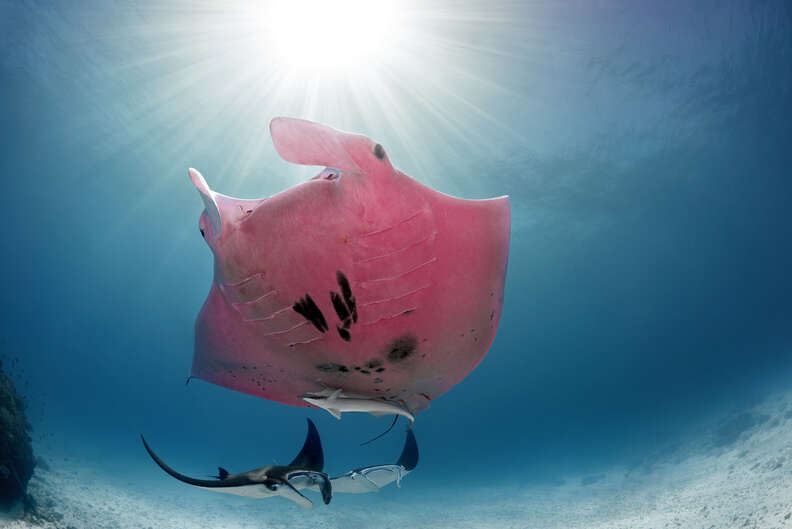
top-left (216, 467), bottom-right (229, 480)
top-left (188, 168), bottom-right (222, 236)
top-left (286, 418), bottom-right (324, 471)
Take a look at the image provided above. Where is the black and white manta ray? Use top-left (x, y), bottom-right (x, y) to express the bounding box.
top-left (141, 419), bottom-right (419, 509)
top-left (327, 428), bottom-right (419, 494)
top-left (141, 418), bottom-right (331, 509)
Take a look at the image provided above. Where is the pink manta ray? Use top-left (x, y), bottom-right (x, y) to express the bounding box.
top-left (188, 118), bottom-right (510, 416)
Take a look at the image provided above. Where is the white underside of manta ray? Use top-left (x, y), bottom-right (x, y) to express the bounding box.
top-left (140, 418), bottom-right (418, 509)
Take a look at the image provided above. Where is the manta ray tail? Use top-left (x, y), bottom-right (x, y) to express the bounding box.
top-left (360, 415), bottom-right (399, 446)
top-left (140, 435), bottom-right (251, 488)
top-left (287, 418), bottom-right (324, 471)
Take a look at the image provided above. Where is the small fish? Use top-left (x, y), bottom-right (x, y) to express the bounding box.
top-left (301, 388), bottom-right (415, 423)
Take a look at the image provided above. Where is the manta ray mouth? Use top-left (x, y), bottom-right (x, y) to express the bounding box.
top-left (311, 168), bottom-right (342, 182)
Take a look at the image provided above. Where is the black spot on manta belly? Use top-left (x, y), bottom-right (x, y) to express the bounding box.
top-left (292, 294), bottom-right (328, 333)
top-left (335, 270), bottom-right (358, 323)
top-left (315, 363), bottom-right (349, 373)
top-left (364, 358), bottom-right (383, 369)
top-left (330, 291), bottom-right (351, 321)
top-left (385, 334), bottom-right (418, 362)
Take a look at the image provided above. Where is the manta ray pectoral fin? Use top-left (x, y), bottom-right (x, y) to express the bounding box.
top-left (286, 418), bottom-right (324, 471)
top-left (396, 429), bottom-right (419, 472)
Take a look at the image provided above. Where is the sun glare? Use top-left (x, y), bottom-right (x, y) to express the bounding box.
top-left (262, 0), bottom-right (402, 72)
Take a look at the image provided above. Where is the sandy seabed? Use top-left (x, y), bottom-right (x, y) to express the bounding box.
top-left (3, 391), bottom-right (792, 529)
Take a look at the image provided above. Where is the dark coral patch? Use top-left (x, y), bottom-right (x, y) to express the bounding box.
top-left (385, 334), bottom-right (418, 362)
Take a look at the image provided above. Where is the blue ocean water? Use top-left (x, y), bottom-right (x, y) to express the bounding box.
top-left (1, 0), bottom-right (791, 526)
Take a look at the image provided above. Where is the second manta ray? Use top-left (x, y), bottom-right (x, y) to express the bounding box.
top-left (141, 419), bottom-right (419, 509)
top-left (328, 426), bottom-right (419, 494)
top-left (141, 419), bottom-right (331, 509)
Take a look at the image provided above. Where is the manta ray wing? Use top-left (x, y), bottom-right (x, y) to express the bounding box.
top-left (287, 418), bottom-right (324, 471)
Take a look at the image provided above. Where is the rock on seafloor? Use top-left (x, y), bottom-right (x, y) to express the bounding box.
top-left (0, 358), bottom-right (35, 514)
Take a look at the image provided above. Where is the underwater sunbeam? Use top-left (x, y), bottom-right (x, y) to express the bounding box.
top-left (262, 0), bottom-right (404, 72)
